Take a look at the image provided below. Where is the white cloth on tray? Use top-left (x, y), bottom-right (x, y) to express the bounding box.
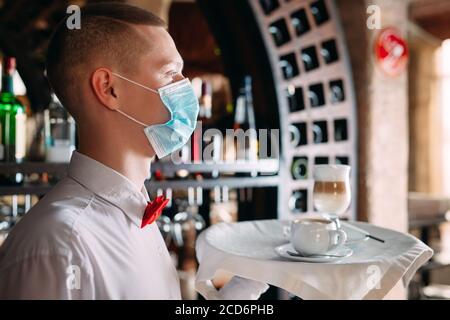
top-left (195, 219), bottom-right (433, 300)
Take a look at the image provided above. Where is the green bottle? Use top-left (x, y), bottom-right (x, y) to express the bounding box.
top-left (0, 57), bottom-right (26, 184)
top-left (0, 57), bottom-right (26, 162)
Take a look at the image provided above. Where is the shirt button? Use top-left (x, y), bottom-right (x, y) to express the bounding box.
top-left (157, 245), bottom-right (164, 255)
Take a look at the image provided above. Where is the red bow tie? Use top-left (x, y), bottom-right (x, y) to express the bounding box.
top-left (141, 195), bottom-right (169, 228)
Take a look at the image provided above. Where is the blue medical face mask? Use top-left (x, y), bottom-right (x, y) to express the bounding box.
top-left (112, 73), bottom-right (199, 159)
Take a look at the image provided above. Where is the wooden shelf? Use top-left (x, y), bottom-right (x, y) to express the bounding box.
top-left (0, 159), bottom-right (279, 175)
top-left (151, 159), bottom-right (279, 176)
top-left (145, 175), bottom-right (280, 192)
top-left (0, 184), bottom-right (54, 196)
top-left (0, 175), bottom-right (280, 196)
top-left (0, 160), bottom-right (279, 195)
top-left (0, 162), bottom-right (69, 175)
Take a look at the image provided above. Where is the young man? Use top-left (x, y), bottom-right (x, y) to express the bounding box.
top-left (0, 2), bottom-right (268, 300)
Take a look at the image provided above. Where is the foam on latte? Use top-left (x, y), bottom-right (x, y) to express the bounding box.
top-left (313, 165), bottom-right (350, 182)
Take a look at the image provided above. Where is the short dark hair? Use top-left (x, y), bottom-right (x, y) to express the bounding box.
top-left (46, 2), bottom-right (165, 119)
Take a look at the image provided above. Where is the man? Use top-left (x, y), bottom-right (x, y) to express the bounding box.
top-left (0, 3), bottom-right (268, 299)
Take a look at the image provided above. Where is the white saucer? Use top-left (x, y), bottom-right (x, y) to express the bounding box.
top-left (275, 243), bottom-right (353, 263)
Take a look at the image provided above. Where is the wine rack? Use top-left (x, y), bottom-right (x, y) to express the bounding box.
top-left (248, 0), bottom-right (358, 220)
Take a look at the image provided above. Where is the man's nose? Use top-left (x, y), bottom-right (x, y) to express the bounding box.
top-left (173, 73), bottom-right (185, 82)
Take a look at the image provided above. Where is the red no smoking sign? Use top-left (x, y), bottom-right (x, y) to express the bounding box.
top-left (375, 27), bottom-right (408, 77)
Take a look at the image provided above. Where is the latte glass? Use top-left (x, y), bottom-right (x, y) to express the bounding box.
top-left (313, 165), bottom-right (351, 218)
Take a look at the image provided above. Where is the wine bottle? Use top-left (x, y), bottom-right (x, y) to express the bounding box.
top-left (291, 9), bottom-right (311, 36)
top-left (199, 80), bottom-right (212, 120)
top-left (310, 0), bottom-right (330, 25)
top-left (289, 190), bottom-right (308, 213)
top-left (199, 79), bottom-right (220, 178)
top-left (44, 93), bottom-right (76, 162)
top-left (291, 157), bottom-right (308, 180)
top-left (233, 76), bottom-right (258, 162)
top-left (0, 57), bottom-right (26, 185)
top-left (260, 0), bottom-right (280, 15)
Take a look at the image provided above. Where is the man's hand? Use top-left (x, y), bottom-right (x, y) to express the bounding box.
top-left (215, 276), bottom-right (269, 300)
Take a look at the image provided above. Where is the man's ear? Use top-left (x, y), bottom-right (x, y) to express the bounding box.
top-left (90, 68), bottom-right (119, 111)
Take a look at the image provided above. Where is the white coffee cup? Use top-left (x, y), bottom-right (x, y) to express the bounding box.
top-left (285, 218), bottom-right (347, 256)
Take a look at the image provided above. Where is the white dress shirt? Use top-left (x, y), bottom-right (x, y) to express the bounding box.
top-left (0, 151), bottom-right (181, 299)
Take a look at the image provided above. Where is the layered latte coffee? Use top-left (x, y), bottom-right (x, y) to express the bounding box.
top-left (313, 165), bottom-right (351, 216)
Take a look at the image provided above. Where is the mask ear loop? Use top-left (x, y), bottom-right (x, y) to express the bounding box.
top-left (115, 109), bottom-right (148, 127)
top-left (111, 72), bottom-right (159, 127)
top-left (111, 72), bottom-right (158, 94)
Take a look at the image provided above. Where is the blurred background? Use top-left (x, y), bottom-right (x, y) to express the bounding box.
top-left (0, 0), bottom-right (450, 300)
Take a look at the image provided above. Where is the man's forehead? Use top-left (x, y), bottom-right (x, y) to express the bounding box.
top-left (132, 24), bottom-right (183, 70)
top-left (132, 24), bottom-right (174, 50)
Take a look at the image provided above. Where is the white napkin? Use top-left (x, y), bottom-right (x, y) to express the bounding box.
top-left (195, 220), bottom-right (433, 300)
top-left (198, 276), bottom-right (269, 300)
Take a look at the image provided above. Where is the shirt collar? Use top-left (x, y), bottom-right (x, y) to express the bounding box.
top-left (67, 151), bottom-right (150, 227)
